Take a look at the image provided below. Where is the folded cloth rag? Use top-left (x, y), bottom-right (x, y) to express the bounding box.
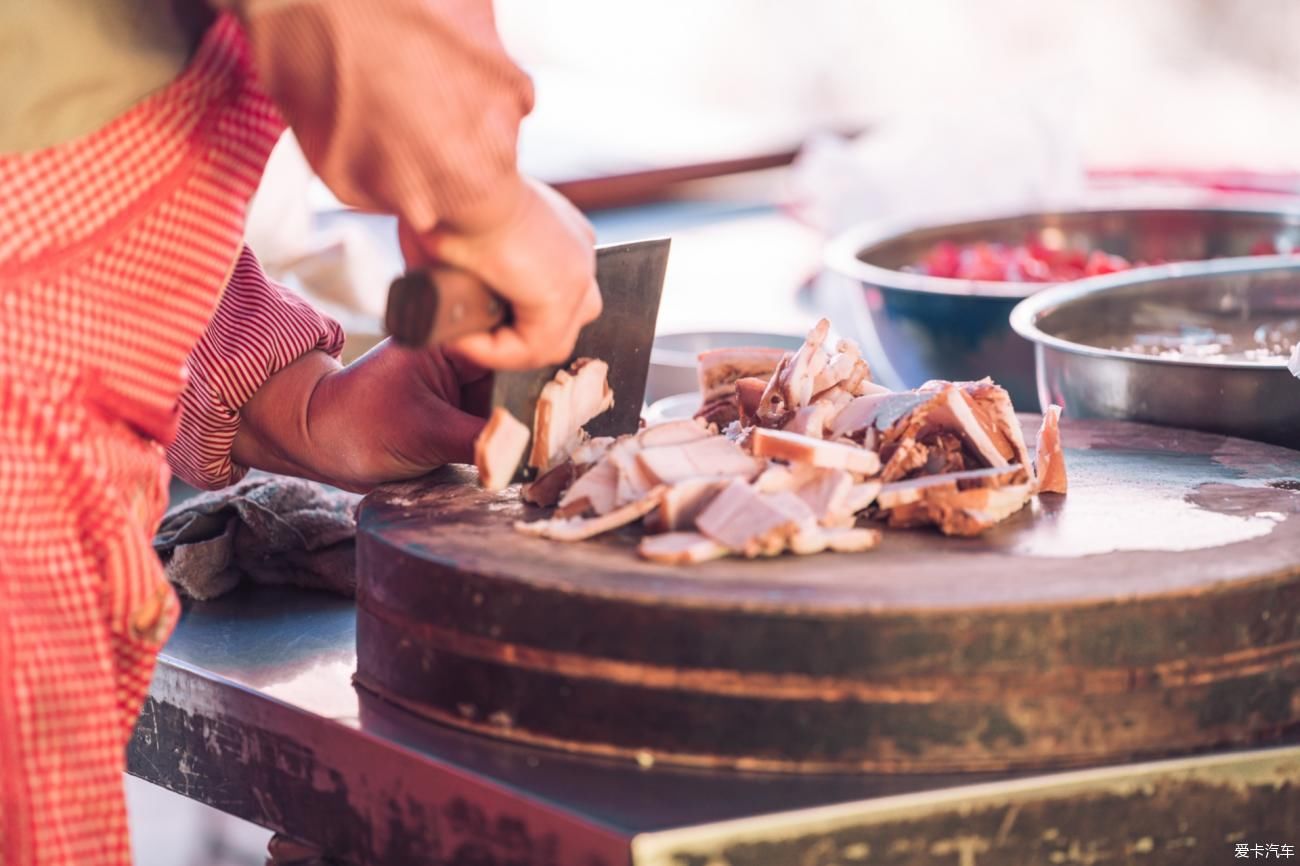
top-left (154, 472), bottom-right (360, 600)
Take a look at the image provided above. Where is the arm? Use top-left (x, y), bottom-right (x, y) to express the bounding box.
top-left (170, 246), bottom-right (491, 492)
top-left (232, 0), bottom-right (532, 234)
top-left (229, 0), bottom-right (602, 370)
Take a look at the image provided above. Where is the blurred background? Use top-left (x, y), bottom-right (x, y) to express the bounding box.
top-left (132, 1), bottom-right (1300, 862)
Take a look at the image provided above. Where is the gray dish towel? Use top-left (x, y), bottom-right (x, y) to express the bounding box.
top-left (154, 473), bottom-right (361, 600)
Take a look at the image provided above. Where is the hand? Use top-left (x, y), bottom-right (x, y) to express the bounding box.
top-left (399, 176), bottom-right (602, 371)
top-left (232, 341), bottom-right (493, 493)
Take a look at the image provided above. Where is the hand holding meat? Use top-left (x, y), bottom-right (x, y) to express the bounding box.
top-left (399, 177), bottom-right (602, 371)
top-left (232, 340), bottom-right (492, 493)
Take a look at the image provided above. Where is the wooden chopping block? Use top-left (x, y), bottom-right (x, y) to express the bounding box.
top-left (355, 417), bottom-right (1300, 774)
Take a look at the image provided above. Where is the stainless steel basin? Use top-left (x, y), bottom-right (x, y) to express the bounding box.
top-left (1010, 257), bottom-right (1300, 450)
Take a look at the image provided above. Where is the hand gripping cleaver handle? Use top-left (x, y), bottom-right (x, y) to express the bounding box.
top-left (384, 267), bottom-right (509, 348)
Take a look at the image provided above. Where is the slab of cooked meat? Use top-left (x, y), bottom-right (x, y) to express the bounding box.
top-left (637, 436), bottom-right (766, 486)
top-left (750, 428), bottom-right (882, 476)
top-left (644, 477), bottom-right (729, 533)
top-left (515, 486), bottom-right (665, 541)
top-left (697, 347), bottom-right (788, 402)
top-left (1035, 404), bottom-right (1068, 494)
top-left (500, 316), bottom-right (1067, 563)
top-left (638, 531), bottom-right (730, 565)
top-left (695, 478), bottom-right (816, 558)
top-left (474, 407), bottom-right (530, 491)
top-left (528, 358), bottom-right (614, 472)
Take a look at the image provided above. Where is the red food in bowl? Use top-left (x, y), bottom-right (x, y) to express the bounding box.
top-left (911, 241), bottom-right (1151, 283)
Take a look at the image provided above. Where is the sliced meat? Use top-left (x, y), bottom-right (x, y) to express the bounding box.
top-left (757, 319), bottom-right (831, 427)
top-left (825, 526), bottom-right (883, 552)
top-left (793, 468), bottom-right (853, 526)
top-left (788, 524), bottom-right (882, 555)
top-left (638, 532), bottom-right (730, 565)
top-left (694, 396), bottom-right (739, 429)
top-left (638, 418), bottom-right (712, 448)
top-left (843, 480), bottom-right (882, 514)
top-left (735, 376), bottom-right (769, 426)
top-left (607, 439), bottom-right (657, 506)
top-left (875, 385), bottom-right (1008, 470)
top-left (812, 339), bottom-right (863, 394)
top-left (695, 479), bottom-right (814, 558)
top-left (637, 436), bottom-right (765, 486)
top-left (883, 483), bottom-right (1034, 537)
top-left (696, 347), bottom-right (788, 402)
top-left (645, 478), bottom-right (727, 533)
top-left (750, 428), bottom-right (882, 476)
top-left (783, 401), bottom-right (836, 439)
top-left (515, 486), bottom-right (665, 542)
top-left (559, 456), bottom-right (620, 516)
top-left (521, 460), bottom-right (576, 507)
top-left (474, 407), bottom-right (530, 491)
top-left (1035, 404), bottom-right (1068, 494)
top-left (876, 465), bottom-right (1029, 510)
top-left (528, 359), bottom-right (615, 471)
top-left (879, 437), bottom-right (930, 483)
top-left (828, 392), bottom-right (895, 439)
top-left (929, 378), bottom-right (1033, 470)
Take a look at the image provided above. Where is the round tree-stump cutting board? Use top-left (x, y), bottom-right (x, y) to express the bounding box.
top-left (355, 418), bottom-right (1300, 773)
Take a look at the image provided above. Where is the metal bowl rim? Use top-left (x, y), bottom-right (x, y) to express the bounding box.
top-left (1008, 255), bottom-right (1300, 371)
top-left (824, 202), bottom-right (1300, 301)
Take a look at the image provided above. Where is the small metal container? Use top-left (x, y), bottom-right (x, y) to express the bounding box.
top-left (646, 331), bottom-right (803, 405)
top-left (1010, 257), bottom-right (1300, 450)
top-left (824, 205), bottom-right (1300, 406)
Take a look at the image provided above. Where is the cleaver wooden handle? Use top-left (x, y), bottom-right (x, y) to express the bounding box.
top-left (384, 267), bottom-right (509, 349)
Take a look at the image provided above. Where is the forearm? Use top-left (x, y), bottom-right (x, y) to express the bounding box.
top-left (231, 0), bottom-right (534, 232)
top-left (230, 349), bottom-right (341, 486)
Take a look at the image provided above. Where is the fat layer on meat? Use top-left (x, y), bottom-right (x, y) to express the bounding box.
top-left (528, 359), bottom-right (614, 472)
top-left (638, 419), bottom-right (712, 448)
top-left (637, 436), bottom-right (765, 485)
top-left (695, 479), bottom-right (815, 557)
top-left (883, 483), bottom-right (1033, 536)
top-left (792, 467), bottom-right (854, 526)
top-left (750, 428), bottom-right (882, 476)
top-left (638, 532), bottom-right (730, 565)
top-left (644, 478), bottom-right (727, 533)
top-left (515, 486), bottom-right (665, 541)
top-left (790, 525), bottom-right (883, 555)
top-left (474, 407), bottom-right (530, 491)
top-left (876, 465), bottom-right (1028, 510)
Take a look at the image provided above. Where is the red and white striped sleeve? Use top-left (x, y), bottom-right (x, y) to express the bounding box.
top-left (168, 245), bottom-right (344, 489)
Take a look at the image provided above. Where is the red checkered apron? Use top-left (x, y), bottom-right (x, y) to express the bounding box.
top-left (0, 16), bottom-right (283, 865)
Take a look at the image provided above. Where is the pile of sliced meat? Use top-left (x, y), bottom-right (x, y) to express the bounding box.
top-left (474, 318), bottom-right (1067, 565)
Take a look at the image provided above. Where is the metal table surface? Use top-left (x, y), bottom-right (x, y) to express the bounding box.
top-left (128, 583), bottom-right (1300, 866)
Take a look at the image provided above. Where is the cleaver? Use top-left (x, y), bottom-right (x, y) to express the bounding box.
top-left (384, 238), bottom-right (670, 476)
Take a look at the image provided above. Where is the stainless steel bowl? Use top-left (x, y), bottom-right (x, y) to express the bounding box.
top-left (646, 331), bottom-right (804, 405)
top-left (823, 205), bottom-right (1300, 407)
top-left (1010, 257), bottom-right (1300, 450)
